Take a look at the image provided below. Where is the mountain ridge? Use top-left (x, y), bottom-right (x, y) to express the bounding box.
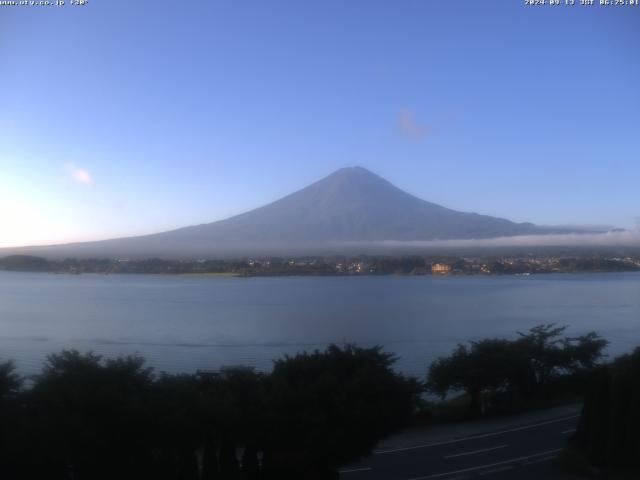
top-left (0, 167), bottom-right (594, 258)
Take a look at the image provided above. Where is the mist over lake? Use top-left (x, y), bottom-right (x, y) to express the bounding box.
top-left (1, 271), bottom-right (638, 378)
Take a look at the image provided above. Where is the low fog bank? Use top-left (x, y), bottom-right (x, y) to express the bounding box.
top-left (1, 229), bottom-right (639, 260)
top-left (372, 229), bottom-right (640, 249)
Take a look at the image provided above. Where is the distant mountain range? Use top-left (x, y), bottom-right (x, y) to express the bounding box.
top-left (2, 167), bottom-right (605, 259)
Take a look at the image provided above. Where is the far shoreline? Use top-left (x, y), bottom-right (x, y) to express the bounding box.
top-left (2, 252), bottom-right (640, 278)
top-left (2, 270), bottom-right (640, 280)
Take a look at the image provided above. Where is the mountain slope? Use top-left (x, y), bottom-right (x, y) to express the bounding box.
top-left (1, 167), bottom-right (578, 258)
top-left (158, 166), bottom-right (543, 242)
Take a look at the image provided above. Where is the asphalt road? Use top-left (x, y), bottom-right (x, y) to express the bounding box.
top-left (339, 414), bottom-right (579, 480)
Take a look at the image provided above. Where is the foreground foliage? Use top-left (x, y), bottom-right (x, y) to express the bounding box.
top-left (571, 347), bottom-right (640, 474)
top-left (427, 324), bottom-right (608, 415)
top-left (0, 345), bottom-right (420, 480)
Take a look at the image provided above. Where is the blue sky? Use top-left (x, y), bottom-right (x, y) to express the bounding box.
top-left (1, 1), bottom-right (639, 247)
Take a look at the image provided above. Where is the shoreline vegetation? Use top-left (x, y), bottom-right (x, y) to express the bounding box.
top-left (2, 324), bottom-right (634, 479)
top-left (1, 253), bottom-right (639, 277)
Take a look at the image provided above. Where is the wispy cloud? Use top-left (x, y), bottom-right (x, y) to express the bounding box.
top-left (64, 163), bottom-right (93, 185)
top-left (397, 108), bottom-right (430, 140)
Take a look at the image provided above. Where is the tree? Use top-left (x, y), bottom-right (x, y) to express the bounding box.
top-left (26, 350), bottom-right (156, 480)
top-left (562, 331), bottom-right (609, 373)
top-left (262, 344), bottom-right (421, 479)
top-left (517, 324), bottom-right (607, 390)
top-left (573, 347), bottom-right (640, 472)
top-left (0, 360), bottom-right (21, 399)
top-left (0, 345), bottom-right (424, 479)
top-left (195, 367), bottom-right (267, 480)
top-left (0, 360), bottom-right (23, 478)
top-left (516, 324), bottom-right (570, 387)
top-left (427, 339), bottom-right (523, 415)
top-left (428, 325), bottom-right (609, 415)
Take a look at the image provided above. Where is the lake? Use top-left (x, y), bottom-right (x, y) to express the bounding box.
top-left (0, 271), bottom-right (639, 378)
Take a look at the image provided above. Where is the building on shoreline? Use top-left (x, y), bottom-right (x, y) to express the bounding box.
top-left (431, 263), bottom-right (452, 274)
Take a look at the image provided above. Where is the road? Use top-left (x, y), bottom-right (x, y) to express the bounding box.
top-left (339, 413), bottom-right (579, 480)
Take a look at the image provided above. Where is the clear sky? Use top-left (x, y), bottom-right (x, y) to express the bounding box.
top-left (1, 1), bottom-right (639, 247)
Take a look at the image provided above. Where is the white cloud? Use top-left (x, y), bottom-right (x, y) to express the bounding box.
top-left (397, 108), bottom-right (429, 140)
top-left (64, 163), bottom-right (92, 185)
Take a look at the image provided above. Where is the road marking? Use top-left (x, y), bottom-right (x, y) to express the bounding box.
top-left (406, 448), bottom-right (562, 480)
top-left (339, 466), bottom-right (372, 474)
top-left (444, 444), bottom-right (508, 459)
top-left (522, 455), bottom-right (557, 466)
top-left (561, 428), bottom-right (576, 434)
top-left (375, 415), bottom-right (579, 454)
top-left (478, 465), bottom-right (513, 476)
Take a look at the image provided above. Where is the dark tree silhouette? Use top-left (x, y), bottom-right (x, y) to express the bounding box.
top-left (573, 347), bottom-right (640, 473)
top-left (428, 339), bottom-right (524, 414)
top-left (0, 360), bottom-right (21, 399)
top-left (0, 345), bottom-right (419, 480)
top-left (25, 350), bottom-right (155, 480)
top-left (262, 344), bottom-right (421, 479)
top-left (428, 325), bottom-right (608, 415)
top-left (0, 360), bottom-right (23, 478)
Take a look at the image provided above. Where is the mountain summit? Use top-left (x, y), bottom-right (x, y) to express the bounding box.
top-left (173, 166), bottom-right (544, 243)
top-left (3, 167), bottom-right (578, 258)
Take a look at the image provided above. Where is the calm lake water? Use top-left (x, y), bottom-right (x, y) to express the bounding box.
top-left (0, 271), bottom-right (639, 378)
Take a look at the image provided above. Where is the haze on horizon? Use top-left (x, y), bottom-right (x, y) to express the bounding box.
top-left (1, 1), bottom-right (639, 249)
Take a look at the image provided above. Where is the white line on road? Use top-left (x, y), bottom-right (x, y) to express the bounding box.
top-left (478, 465), bottom-right (514, 476)
top-left (444, 444), bottom-right (508, 459)
top-left (522, 455), bottom-right (557, 466)
top-left (339, 467), bottom-right (372, 474)
top-left (561, 428), bottom-right (576, 434)
top-left (375, 415), bottom-right (579, 454)
top-left (406, 448), bottom-right (562, 480)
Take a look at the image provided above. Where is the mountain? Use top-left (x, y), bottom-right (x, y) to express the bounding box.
top-left (2, 167), bottom-right (584, 258)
